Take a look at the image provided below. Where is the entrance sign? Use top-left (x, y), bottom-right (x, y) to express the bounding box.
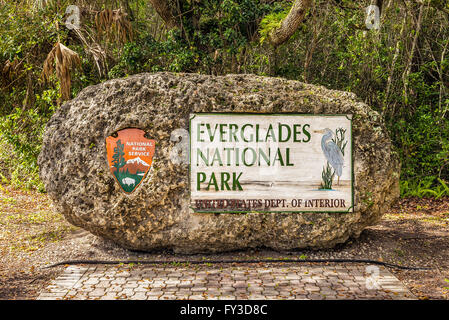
top-left (106, 128), bottom-right (155, 194)
top-left (190, 114), bottom-right (353, 213)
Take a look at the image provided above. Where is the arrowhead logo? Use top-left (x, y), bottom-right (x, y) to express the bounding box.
top-left (106, 128), bottom-right (155, 194)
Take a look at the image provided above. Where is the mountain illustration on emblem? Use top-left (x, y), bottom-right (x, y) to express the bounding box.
top-left (111, 157), bottom-right (150, 175)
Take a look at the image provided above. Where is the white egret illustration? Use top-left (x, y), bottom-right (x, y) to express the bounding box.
top-left (315, 128), bottom-right (345, 188)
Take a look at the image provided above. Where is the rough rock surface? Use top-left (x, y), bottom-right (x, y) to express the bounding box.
top-left (38, 72), bottom-right (400, 253)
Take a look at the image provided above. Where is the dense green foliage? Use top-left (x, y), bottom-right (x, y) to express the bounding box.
top-left (0, 0), bottom-right (448, 197)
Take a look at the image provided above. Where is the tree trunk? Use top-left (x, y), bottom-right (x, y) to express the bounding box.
top-left (373, 0), bottom-right (383, 16)
top-left (148, 0), bottom-right (179, 29)
top-left (268, 0), bottom-right (313, 47)
top-left (120, 0), bottom-right (135, 21)
top-left (402, 2), bottom-right (424, 104)
top-left (385, 13), bottom-right (407, 105)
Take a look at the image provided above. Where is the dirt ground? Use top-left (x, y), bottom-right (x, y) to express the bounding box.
top-left (0, 186), bottom-right (448, 300)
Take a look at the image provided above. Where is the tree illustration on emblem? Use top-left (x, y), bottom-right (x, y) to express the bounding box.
top-left (112, 139), bottom-right (126, 178)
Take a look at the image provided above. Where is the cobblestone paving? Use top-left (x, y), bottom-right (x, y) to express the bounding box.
top-left (37, 263), bottom-right (416, 300)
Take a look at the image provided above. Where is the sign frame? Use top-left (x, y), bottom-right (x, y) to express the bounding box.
top-left (189, 113), bottom-right (354, 214)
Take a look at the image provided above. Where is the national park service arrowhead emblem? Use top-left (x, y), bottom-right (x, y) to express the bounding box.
top-left (106, 128), bottom-right (155, 194)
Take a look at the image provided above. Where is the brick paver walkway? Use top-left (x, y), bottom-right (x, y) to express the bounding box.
top-left (37, 263), bottom-right (415, 300)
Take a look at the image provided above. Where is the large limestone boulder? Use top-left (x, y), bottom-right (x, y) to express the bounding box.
top-left (38, 72), bottom-right (400, 253)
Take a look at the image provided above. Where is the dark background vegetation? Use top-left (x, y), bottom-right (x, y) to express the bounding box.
top-left (0, 0), bottom-right (448, 197)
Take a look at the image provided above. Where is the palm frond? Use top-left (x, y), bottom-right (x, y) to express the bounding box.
top-left (95, 8), bottom-right (133, 44)
top-left (42, 42), bottom-right (81, 102)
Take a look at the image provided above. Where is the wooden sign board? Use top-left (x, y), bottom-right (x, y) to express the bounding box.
top-left (189, 114), bottom-right (353, 213)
